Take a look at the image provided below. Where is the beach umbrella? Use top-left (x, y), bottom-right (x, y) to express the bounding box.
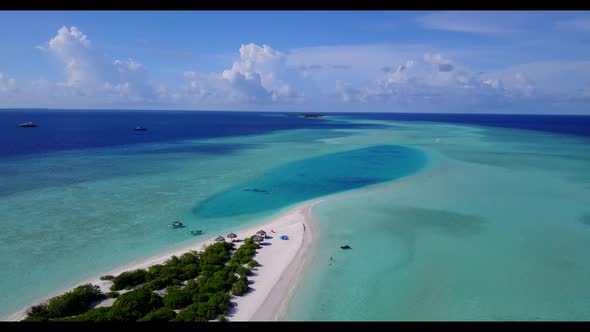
top-left (254, 235), bottom-right (264, 243)
top-left (227, 232), bottom-right (237, 242)
top-left (215, 235), bottom-right (225, 242)
top-left (256, 230), bottom-right (267, 238)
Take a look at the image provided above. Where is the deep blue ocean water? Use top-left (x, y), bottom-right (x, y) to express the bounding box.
top-left (0, 110), bottom-right (381, 159)
top-left (2, 110), bottom-right (589, 160)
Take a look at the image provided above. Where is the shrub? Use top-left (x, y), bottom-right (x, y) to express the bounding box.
top-left (183, 279), bottom-right (199, 293)
top-left (193, 292), bottom-right (211, 303)
top-left (173, 302), bottom-right (212, 322)
top-left (109, 287), bottom-right (163, 321)
top-left (99, 275), bottom-right (114, 281)
top-left (178, 263), bottom-right (200, 280)
top-left (25, 284), bottom-right (105, 320)
top-left (23, 303), bottom-right (50, 321)
top-left (138, 307), bottom-right (177, 322)
top-left (146, 264), bottom-right (164, 280)
top-left (230, 279), bottom-right (249, 296)
top-left (226, 261), bottom-right (241, 271)
top-left (61, 307), bottom-right (113, 322)
top-left (247, 259), bottom-right (259, 269)
top-left (199, 242), bottom-right (233, 266)
top-left (201, 270), bottom-right (236, 294)
top-left (105, 291), bottom-right (120, 299)
top-left (179, 252), bottom-right (199, 265)
top-left (235, 265), bottom-right (251, 278)
top-left (208, 292), bottom-right (230, 315)
top-left (200, 264), bottom-right (221, 277)
top-left (162, 286), bottom-right (192, 310)
top-left (110, 269), bottom-right (148, 291)
top-left (218, 314), bottom-right (227, 322)
top-left (144, 255), bottom-right (200, 287)
top-left (243, 237), bottom-right (261, 249)
top-left (144, 275), bottom-right (179, 291)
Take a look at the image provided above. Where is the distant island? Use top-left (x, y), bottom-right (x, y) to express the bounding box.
top-left (289, 113), bottom-right (324, 119)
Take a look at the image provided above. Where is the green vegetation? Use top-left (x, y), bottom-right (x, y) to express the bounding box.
top-left (162, 286), bottom-right (192, 310)
top-left (230, 279), bottom-right (249, 296)
top-left (247, 259), bottom-right (259, 269)
top-left (23, 284), bottom-right (105, 321)
top-left (143, 251), bottom-right (201, 291)
top-left (99, 275), bottom-right (114, 281)
top-left (138, 307), bottom-right (177, 322)
top-left (109, 287), bottom-right (163, 321)
top-left (110, 269), bottom-right (148, 291)
top-left (23, 238), bottom-right (261, 322)
top-left (105, 291), bottom-right (120, 299)
top-left (57, 307), bottom-right (113, 322)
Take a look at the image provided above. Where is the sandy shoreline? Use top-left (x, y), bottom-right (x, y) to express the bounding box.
top-left (230, 200), bottom-right (320, 321)
top-left (5, 200), bottom-right (320, 322)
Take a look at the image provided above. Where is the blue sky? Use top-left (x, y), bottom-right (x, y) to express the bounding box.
top-left (1, 11), bottom-right (590, 113)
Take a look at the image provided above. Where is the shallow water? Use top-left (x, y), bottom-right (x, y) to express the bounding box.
top-left (0, 115), bottom-right (416, 319)
top-left (2, 111), bottom-right (590, 321)
top-left (285, 120), bottom-right (590, 321)
top-left (194, 145), bottom-right (427, 218)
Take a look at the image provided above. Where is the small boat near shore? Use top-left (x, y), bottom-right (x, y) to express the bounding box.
top-left (19, 122), bottom-right (38, 128)
top-left (190, 230), bottom-right (203, 235)
top-left (170, 221), bottom-right (184, 228)
top-left (340, 245), bottom-right (351, 250)
top-left (134, 126), bottom-right (147, 131)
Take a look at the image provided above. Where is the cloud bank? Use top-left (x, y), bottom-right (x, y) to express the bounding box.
top-left (1, 25), bottom-right (590, 113)
top-left (177, 43), bottom-right (303, 106)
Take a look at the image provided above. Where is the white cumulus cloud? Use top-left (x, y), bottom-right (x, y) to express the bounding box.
top-left (336, 52), bottom-right (512, 108)
top-left (37, 26), bottom-right (156, 103)
top-left (179, 43), bottom-right (304, 106)
top-left (2, 25), bottom-right (590, 113)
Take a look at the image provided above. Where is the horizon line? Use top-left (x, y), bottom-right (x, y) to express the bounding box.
top-left (0, 107), bottom-right (589, 116)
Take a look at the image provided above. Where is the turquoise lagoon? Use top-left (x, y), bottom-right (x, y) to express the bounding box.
top-left (1, 113), bottom-right (590, 321)
top-left (0, 120), bottom-right (424, 319)
top-left (195, 145), bottom-right (427, 218)
top-left (285, 119), bottom-right (590, 320)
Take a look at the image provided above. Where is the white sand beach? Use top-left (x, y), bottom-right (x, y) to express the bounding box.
top-left (228, 200), bottom-right (319, 321)
top-left (5, 200), bottom-right (320, 321)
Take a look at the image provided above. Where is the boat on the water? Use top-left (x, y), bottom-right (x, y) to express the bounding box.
top-left (19, 122), bottom-right (38, 128)
top-left (340, 245), bottom-right (351, 250)
top-left (134, 126), bottom-right (147, 131)
top-left (190, 230), bottom-right (203, 235)
top-left (170, 221), bottom-right (184, 228)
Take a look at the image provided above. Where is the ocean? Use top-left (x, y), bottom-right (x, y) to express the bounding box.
top-left (1, 109), bottom-right (590, 320)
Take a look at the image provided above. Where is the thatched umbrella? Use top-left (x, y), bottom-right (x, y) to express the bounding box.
top-left (256, 230), bottom-right (267, 238)
top-left (227, 232), bottom-right (237, 242)
top-left (254, 235), bottom-right (264, 243)
top-left (214, 235), bottom-right (225, 242)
